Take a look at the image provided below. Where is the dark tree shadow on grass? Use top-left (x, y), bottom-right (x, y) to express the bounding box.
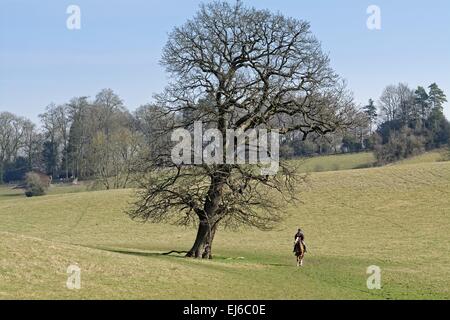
top-left (92, 247), bottom-right (188, 259)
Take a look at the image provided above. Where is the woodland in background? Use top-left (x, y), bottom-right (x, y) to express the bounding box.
top-left (281, 83), bottom-right (449, 164)
top-left (0, 83), bottom-right (449, 186)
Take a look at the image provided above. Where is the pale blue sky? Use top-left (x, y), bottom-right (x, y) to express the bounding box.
top-left (1, 0), bottom-right (449, 123)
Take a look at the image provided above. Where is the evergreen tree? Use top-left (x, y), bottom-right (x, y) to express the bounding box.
top-left (414, 86), bottom-right (430, 121)
top-left (363, 99), bottom-right (378, 133)
top-left (42, 140), bottom-right (58, 178)
top-left (428, 83), bottom-right (447, 113)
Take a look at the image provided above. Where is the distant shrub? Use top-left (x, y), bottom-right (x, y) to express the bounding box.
top-left (374, 127), bottom-right (425, 165)
top-left (24, 172), bottom-right (50, 197)
top-left (445, 147), bottom-right (450, 161)
top-left (331, 163), bottom-right (340, 171)
top-left (314, 164), bottom-right (324, 172)
top-left (280, 144), bottom-right (295, 159)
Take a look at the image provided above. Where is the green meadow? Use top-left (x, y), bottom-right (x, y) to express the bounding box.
top-left (0, 151), bottom-right (449, 299)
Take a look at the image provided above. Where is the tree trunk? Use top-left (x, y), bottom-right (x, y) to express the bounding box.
top-left (202, 223), bottom-right (218, 259)
top-left (186, 219), bottom-right (210, 258)
top-left (65, 155), bottom-right (69, 180)
top-left (186, 168), bottom-right (228, 258)
top-left (186, 220), bottom-right (219, 259)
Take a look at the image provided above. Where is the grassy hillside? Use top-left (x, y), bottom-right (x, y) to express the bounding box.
top-left (293, 152), bottom-right (375, 173)
top-left (292, 148), bottom-right (449, 173)
top-left (1, 158), bottom-right (449, 299)
top-left (393, 148), bottom-right (450, 166)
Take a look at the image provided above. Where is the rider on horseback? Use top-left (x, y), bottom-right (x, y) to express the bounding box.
top-left (293, 228), bottom-right (307, 253)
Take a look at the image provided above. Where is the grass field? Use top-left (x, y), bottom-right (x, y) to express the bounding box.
top-left (393, 148), bottom-right (450, 165)
top-left (294, 152), bottom-right (375, 173)
top-left (0, 152), bottom-right (449, 299)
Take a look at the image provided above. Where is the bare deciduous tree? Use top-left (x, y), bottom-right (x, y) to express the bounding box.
top-left (0, 112), bottom-right (27, 182)
top-left (22, 120), bottom-right (42, 171)
top-left (379, 83), bottom-right (415, 123)
top-left (55, 105), bottom-right (72, 179)
top-left (129, 1), bottom-right (356, 258)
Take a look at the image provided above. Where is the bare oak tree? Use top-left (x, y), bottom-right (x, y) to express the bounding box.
top-left (129, 1), bottom-right (356, 258)
top-left (0, 112), bottom-right (27, 182)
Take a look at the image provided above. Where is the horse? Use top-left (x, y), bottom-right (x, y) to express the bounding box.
top-left (294, 237), bottom-right (305, 267)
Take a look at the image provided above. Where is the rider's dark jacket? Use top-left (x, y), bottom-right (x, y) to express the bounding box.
top-left (294, 231), bottom-right (305, 241)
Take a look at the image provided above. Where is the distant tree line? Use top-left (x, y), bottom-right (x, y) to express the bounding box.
top-left (375, 83), bottom-right (449, 164)
top-left (1, 83), bottom-right (448, 185)
top-left (279, 101), bottom-right (374, 158)
top-left (279, 82), bottom-right (449, 163)
top-left (0, 89), bottom-right (157, 187)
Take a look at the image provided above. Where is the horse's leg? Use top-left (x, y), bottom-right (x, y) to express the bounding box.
top-left (296, 256), bottom-right (300, 267)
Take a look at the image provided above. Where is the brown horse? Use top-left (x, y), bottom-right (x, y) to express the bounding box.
top-left (294, 237), bottom-right (305, 267)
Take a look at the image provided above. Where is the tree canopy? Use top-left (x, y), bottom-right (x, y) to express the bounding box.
top-left (129, 1), bottom-right (358, 258)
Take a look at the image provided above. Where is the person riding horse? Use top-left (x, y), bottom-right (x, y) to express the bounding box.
top-left (293, 228), bottom-right (307, 253)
